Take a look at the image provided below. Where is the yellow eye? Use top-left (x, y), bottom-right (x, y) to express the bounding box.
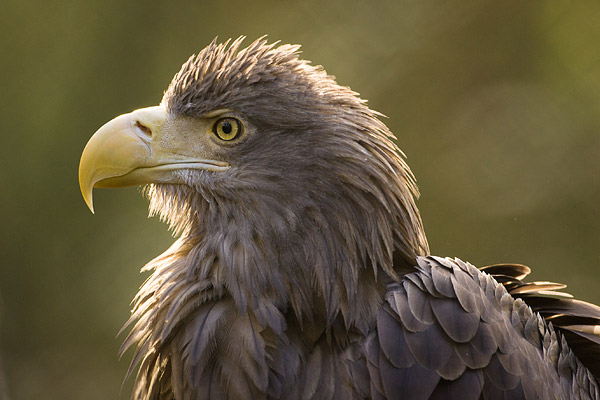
top-left (213, 118), bottom-right (242, 141)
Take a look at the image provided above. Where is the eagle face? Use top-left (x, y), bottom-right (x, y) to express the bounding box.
top-left (79, 38), bottom-right (428, 263)
top-left (81, 38), bottom-right (360, 218)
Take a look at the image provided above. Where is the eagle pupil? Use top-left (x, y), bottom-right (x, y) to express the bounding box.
top-left (222, 121), bottom-right (232, 134)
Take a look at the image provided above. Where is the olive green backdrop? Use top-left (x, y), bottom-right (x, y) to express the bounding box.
top-left (1, 1), bottom-right (599, 398)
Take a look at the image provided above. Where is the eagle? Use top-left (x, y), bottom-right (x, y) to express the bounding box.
top-left (79, 37), bottom-right (600, 399)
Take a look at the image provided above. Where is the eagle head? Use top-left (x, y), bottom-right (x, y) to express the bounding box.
top-left (79, 37), bottom-right (428, 329)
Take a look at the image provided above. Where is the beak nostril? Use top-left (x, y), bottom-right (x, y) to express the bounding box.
top-left (135, 120), bottom-right (153, 137)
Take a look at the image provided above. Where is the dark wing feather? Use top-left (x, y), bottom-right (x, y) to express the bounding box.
top-left (479, 263), bottom-right (531, 280)
top-left (364, 256), bottom-right (600, 400)
top-left (486, 263), bottom-right (600, 380)
top-left (429, 369), bottom-right (484, 400)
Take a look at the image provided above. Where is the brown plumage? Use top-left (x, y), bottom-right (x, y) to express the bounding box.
top-left (79, 37), bottom-right (600, 399)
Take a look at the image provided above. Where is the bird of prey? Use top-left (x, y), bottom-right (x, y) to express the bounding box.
top-left (79, 37), bottom-right (600, 399)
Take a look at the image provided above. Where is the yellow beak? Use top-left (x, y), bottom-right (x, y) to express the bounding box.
top-left (78, 106), bottom-right (229, 213)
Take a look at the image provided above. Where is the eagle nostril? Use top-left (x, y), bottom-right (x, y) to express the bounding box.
top-left (134, 120), bottom-right (153, 138)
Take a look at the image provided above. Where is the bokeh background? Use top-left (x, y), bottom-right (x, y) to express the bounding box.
top-left (1, 1), bottom-right (600, 398)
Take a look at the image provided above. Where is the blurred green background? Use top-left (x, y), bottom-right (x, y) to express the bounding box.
top-left (1, 0), bottom-right (600, 398)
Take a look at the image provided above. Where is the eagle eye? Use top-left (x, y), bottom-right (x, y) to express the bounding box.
top-left (213, 117), bottom-right (242, 141)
